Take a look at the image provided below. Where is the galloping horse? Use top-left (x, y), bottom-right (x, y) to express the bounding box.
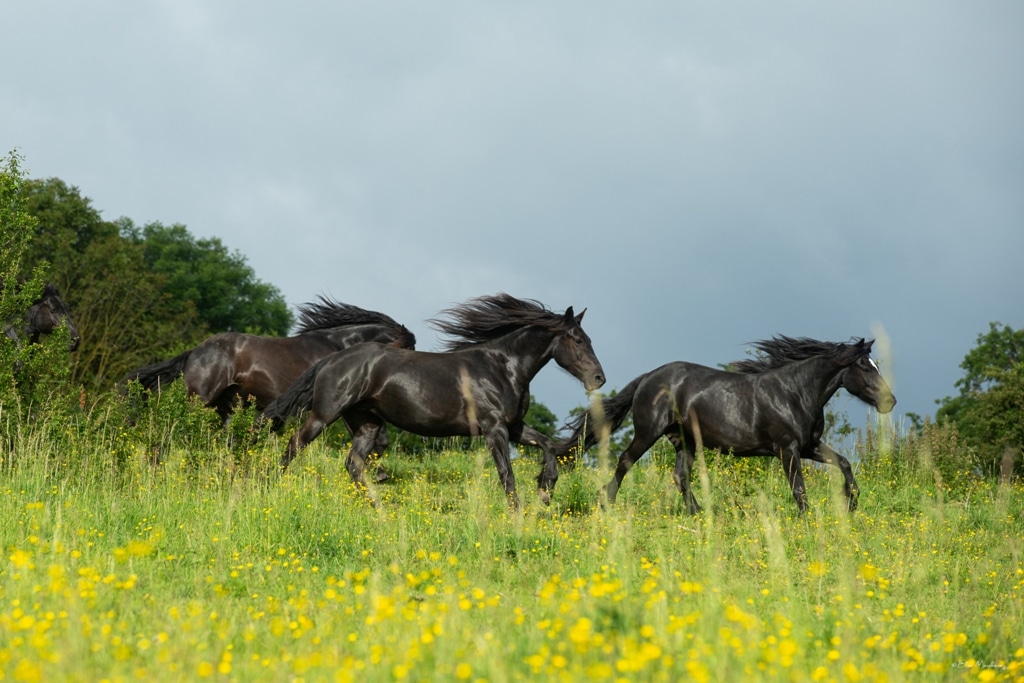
top-left (123, 297), bottom-right (415, 421)
top-left (561, 336), bottom-right (895, 513)
top-left (263, 294), bottom-right (606, 506)
top-left (3, 281), bottom-right (80, 352)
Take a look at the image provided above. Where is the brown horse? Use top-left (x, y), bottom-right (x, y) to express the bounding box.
top-left (123, 297), bottom-right (415, 421)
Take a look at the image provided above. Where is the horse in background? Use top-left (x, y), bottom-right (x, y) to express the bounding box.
top-left (122, 297), bottom-right (415, 422)
top-left (560, 336), bottom-right (895, 514)
top-left (3, 281), bottom-right (80, 352)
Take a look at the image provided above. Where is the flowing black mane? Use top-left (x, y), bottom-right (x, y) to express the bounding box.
top-left (429, 293), bottom-right (574, 351)
top-left (38, 282), bottom-right (62, 302)
top-left (730, 335), bottom-right (869, 374)
top-left (295, 297), bottom-right (405, 334)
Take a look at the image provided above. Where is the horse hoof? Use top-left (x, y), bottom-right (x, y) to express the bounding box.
top-left (374, 467), bottom-right (390, 483)
top-left (537, 489), bottom-right (551, 506)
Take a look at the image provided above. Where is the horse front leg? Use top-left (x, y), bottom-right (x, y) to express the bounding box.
top-left (667, 433), bottom-right (701, 515)
top-left (484, 424), bottom-right (519, 508)
top-left (779, 443), bottom-right (809, 513)
top-left (808, 442), bottom-right (859, 511)
top-left (513, 423), bottom-right (558, 506)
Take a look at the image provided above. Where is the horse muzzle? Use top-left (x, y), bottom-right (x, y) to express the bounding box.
top-left (584, 370), bottom-right (606, 392)
top-left (877, 392), bottom-right (896, 414)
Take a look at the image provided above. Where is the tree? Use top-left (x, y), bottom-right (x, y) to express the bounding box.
top-left (124, 221), bottom-right (292, 336)
top-left (937, 322), bottom-right (1024, 477)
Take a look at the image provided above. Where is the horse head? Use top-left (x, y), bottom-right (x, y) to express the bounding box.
top-left (28, 284), bottom-right (80, 351)
top-left (551, 306), bottom-right (606, 392)
top-left (838, 339), bottom-right (895, 413)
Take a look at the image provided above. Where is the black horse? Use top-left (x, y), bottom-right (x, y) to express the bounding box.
top-left (123, 297), bottom-right (416, 421)
top-left (560, 336), bottom-right (895, 513)
top-left (263, 294), bottom-right (606, 506)
top-left (3, 282), bottom-right (80, 352)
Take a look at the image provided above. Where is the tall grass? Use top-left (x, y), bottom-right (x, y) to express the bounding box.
top-left (1, 396), bottom-right (1022, 681)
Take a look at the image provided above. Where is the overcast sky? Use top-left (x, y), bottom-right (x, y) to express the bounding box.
top-left (3, 1), bottom-right (1022, 431)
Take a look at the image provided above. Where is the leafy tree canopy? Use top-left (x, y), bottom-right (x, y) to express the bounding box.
top-left (937, 322), bottom-right (1024, 477)
top-left (123, 221), bottom-right (292, 336)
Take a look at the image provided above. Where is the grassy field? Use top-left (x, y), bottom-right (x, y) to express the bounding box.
top-left (1, 407), bottom-right (1022, 682)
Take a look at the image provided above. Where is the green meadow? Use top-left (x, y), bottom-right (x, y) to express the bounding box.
top-left (1, 396), bottom-right (1022, 682)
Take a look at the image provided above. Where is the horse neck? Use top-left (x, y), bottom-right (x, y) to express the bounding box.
top-left (484, 326), bottom-right (556, 387)
top-left (776, 356), bottom-right (847, 414)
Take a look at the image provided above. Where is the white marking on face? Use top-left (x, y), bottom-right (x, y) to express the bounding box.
top-left (868, 358), bottom-right (880, 372)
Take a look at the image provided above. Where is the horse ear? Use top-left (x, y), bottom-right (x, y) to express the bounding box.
top-left (864, 338), bottom-right (875, 352)
top-left (574, 307), bottom-right (587, 324)
top-left (563, 306), bottom-right (575, 324)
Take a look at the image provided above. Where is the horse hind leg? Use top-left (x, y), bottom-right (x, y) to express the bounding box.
top-left (668, 433), bottom-right (701, 515)
top-left (513, 423), bottom-right (558, 506)
top-left (210, 386), bottom-right (243, 426)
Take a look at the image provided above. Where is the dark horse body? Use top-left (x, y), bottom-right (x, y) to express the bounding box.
top-left (123, 298), bottom-right (415, 421)
top-left (263, 294), bottom-right (606, 506)
top-left (3, 282), bottom-right (80, 352)
top-left (561, 337), bottom-right (895, 513)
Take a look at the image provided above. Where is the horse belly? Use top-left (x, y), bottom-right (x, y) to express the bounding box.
top-left (685, 393), bottom-right (775, 456)
top-left (367, 376), bottom-right (473, 438)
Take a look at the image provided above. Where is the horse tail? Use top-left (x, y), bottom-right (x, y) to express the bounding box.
top-left (558, 373), bottom-right (647, 455)
top-left (262, 357), bottom-right (330, 430)
top-left (123, 350), bottom-right (192, 393)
